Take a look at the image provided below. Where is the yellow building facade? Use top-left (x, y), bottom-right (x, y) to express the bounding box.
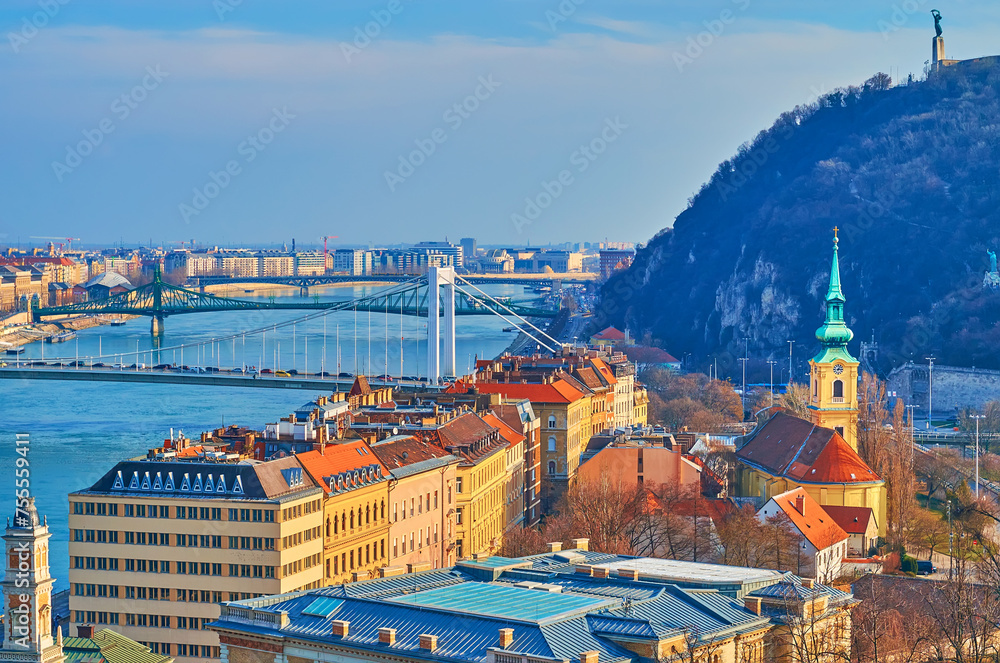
top-left (297, 443), bottom-right (390, 584)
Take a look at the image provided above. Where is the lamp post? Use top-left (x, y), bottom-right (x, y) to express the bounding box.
top-left (739, 356), bottom-right (749, 420)
top-left (947, 499), bottom-right (953, 581)
top-left (767, 360), bottom-right (778, 408)
top-left (787, 340), bottom-right (795, 386)
top-left (926, 356), bottom-right (935, 429)
top-left (972, 414), bottom-right (985, 499)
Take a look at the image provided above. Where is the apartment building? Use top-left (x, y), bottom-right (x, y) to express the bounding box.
top-left (332, 249), bottom-right (371, 276)
top-left (294, 252), bottom-right (326, 276)
top-left (218, 253), bottom-right (258, 279)
top-left (482, 413), bottom-right (526, 533)
top-left (296, 441), bottom-right (391, 584)
top-left (257, 252), bottom-right (294, 277)
top-left (67, 456), bottom-right (325, 663)
top-left (368, 435), bottom-right (460, 570)
top-left (470, 378), bottom-right (592, 511)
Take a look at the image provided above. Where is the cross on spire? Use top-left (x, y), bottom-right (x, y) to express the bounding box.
top-left (833, 226), bottom-right (839, 241)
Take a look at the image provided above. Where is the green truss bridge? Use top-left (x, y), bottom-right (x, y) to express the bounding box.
top-left (33, 270), bottom-right (559, 335)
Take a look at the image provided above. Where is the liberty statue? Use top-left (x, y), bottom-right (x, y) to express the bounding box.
top-left (985, 249), bottom-right (999, 289)
top-left (931, 9), bottom-right (942, 37)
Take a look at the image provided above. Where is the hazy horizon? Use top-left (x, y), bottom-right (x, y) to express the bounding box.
top-left (3, 1), bottom-right (999, 247)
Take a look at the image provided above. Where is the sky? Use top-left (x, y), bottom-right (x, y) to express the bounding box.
top-left (1, 0), bottom-right (998, 249)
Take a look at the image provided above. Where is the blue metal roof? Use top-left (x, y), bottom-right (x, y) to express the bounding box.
top-left (387, 583), bottom-right (616, 625)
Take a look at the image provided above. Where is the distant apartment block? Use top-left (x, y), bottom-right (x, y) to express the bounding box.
top-left (332, 249), bottom-right (371, 276)
top-left (294, 251), bottom-right (326, 276)
top-left (599, 248), bottom-right (635, 280)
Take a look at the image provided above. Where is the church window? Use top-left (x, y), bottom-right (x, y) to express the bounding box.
top-left (833, 380), bottom-right (844, 398)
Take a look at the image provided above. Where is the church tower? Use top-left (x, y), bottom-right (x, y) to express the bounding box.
top-left (808, 229), bottom-right (860, 450)
top-left (1, 495), bottom-right (64, 663)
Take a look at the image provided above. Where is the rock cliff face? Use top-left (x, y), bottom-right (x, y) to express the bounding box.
top-left (597, 62), bottom-right (1000, 375)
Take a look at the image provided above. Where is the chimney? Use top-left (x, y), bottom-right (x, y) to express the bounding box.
top-left (580, 651), bottom-right (600, 663)
top-left (575, 564), bottom-right (593, 576)
top-left (795, 494), bottom-right (805, 516)
top-left (592, 567), bottom-right (609, 579)
top-left (378, 627), bottom-right (396, 645)
top-left (617, 568), bottom-right (639, 581)
top-left (77, 625), bottom-right (94, 639)
top-left (419, 634), bottom-right (438, 652)
top-left (744, 597), bottom-right (763, 615)
top-left (801, 578), bottom-right (816, 589)
top-left (331, 620), bottom-right (350, 638)
top-left (546, 542), bottom-right (562, 553)
top-left (498, 628), bottom-right (514, 649)
top-left (571, 538), bottom-right (589, 551)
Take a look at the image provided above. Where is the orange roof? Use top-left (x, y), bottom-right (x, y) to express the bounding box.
top-left (297, 440), bottom-right (387, 492)
top-left (482, 413), bottom-right (525, 448)
top-left (589, 357), bottom-right (617, 385)
top-left (767, 487), bottom-right (848, 551)
top-left (472, 380), bottom-right (585, 404)
top-left (592, 326), bottom-right (627, 341)
top-left (822, 505), bottom-right (877, 535)
top-left (349, 376), bottom-right (372, 397)
top-left (737, 411), bottom-right (881, 484)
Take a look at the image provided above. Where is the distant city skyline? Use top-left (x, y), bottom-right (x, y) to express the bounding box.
top-left (3, 2), bottom-right (1000, 245)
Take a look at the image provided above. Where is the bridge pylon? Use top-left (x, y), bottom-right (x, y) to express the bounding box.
top-left (427, 266), bottom-right (457, 382)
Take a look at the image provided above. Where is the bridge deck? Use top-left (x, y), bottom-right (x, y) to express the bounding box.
top-left (0, 367), bottom-right (441, 392)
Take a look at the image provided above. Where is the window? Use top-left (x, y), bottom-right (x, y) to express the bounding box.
top-left (548, 415), bottom-right (556, 428)
top-left (547, 436), bottom-right (556, 452)
top-left (456, 477), bottom-right (463, 494)
top-left (833, 379), bottom-right (844, 398)
top-left (456, 508), bottom-right (463, 525)
top-left (548, 461), bottom-right (556, 475)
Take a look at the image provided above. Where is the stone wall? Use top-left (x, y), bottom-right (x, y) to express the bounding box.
top-left (887, 363), bottom-right (1000, 416)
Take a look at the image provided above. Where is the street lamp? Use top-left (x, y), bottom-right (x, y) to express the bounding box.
top-left (926, 356), bottom-right (935, 429)
top-left (971, 414), bottom-right (985, 499)
top-left (767, 360), bottom-right (778, 408)
top-left (787, 340), bottom-right (795, 386)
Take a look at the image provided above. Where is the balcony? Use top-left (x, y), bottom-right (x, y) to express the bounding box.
top-left (831, 397), bottom-right (845, 404)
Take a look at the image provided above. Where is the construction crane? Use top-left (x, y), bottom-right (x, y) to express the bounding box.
top-left (320, 235), bottom-right (339, 263)
top-left (30, 236), bottom-right (81, 250)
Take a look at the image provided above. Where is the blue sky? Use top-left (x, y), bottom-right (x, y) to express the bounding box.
top-left (1, 0), bottom-right (997, 248)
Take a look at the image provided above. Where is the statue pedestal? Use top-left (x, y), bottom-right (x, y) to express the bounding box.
top-left (984, 271), bottom-right (999, 289)
top-left (932, 36), bottom-right (945, 67)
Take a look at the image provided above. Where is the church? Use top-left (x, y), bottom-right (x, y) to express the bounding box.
top-left (735, 231), bottom-right (888, 536)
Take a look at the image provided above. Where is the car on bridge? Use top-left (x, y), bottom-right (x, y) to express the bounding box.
top-left (275, 370), bottom-right (291, 377)
top-left (260, 369), bottom-right (272, 374)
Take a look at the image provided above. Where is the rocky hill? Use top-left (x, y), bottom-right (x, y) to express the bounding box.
top-left (598, 60), bottom-right (1000, 378)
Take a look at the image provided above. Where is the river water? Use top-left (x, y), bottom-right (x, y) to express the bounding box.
top-left (0, 283), bottom-right (527, 589)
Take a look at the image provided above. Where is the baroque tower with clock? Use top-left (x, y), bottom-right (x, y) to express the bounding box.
top-left (807, 229), bottom-right (860, 450)
top-left (1, 494), bottom-right (64, 663)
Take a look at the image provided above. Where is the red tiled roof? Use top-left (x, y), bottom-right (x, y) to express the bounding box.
top-left (369, 435), bottom-right (458, 469)
top-left (737, 411), bottom-right (881, 484)
top-left (592, 326), bottom-right (626, 341)
top-left (481, 413), bottom-right (525, 448)
top-left (437, 412), bottom-right (496, 447)
top-left (297, 440), bottom-right (387, 492)
top-left (623, 346), bottom-right (679, 364)
top-left (767, 487), bottom-right (849, 550)
top-left (822, 505), bottom-right (877, 535)
top-left (472, 381), bottom-right (585, 404)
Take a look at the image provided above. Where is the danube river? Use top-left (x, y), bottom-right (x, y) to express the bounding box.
top-left (0, 283), bottom-right (528, 588)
